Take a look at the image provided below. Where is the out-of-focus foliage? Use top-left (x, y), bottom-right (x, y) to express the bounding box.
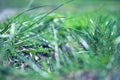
top-left (0, 0), bottom-right (120, 80)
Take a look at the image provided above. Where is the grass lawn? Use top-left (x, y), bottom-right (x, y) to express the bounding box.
top-left (0, 0), bottom-right (120, 80)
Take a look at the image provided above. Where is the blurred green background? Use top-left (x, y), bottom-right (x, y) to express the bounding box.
top-left (0, 0), bottom-right (120, 13)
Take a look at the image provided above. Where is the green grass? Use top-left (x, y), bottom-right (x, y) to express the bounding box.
top-left (0, 0), bottom-right (120, 80)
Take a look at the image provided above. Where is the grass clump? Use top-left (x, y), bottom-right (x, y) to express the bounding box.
top-left (0, 1), bottom-right (120, 80)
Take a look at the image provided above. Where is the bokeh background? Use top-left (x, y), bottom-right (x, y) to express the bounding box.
top-left (0, 0), bottom-right (120, 21)
top-left (0, 0), bottom-right (120, 12)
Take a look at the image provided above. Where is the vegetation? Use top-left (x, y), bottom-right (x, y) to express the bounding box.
top-left (0, 0), bottom-right (120, 80)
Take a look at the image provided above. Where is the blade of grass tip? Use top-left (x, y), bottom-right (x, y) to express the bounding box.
top-left (25, 0), bottom-right (34, 11)
top-left (0, 21), bottom-right (11, 34)
top-left (18, 0), bottom-right (74, 35)
top-left (32, 0), bottom-right (74, 23)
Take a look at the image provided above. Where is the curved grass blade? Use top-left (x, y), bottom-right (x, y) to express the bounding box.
top-left (0, 5), bottom-right (49, 34)
top-left (0, 18), bottom-right (11, 34)
top-left (17, 0), bottom-right (74, 35)
top-left (13, 5), bottom-right (50, 19)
